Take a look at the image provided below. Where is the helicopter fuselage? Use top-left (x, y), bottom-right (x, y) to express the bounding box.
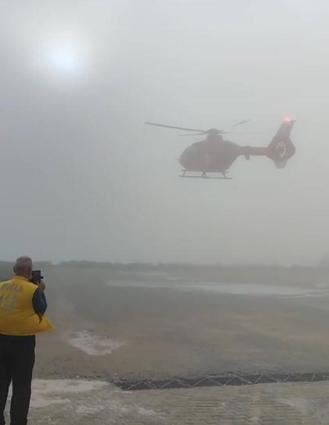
top-left (179, 139), bottom-right (241, 174)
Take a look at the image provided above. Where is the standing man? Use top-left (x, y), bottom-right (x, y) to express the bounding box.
top-left (0, 257), bottom-right (54, 425)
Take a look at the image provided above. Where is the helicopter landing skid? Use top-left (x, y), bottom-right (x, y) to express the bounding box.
top-left (180, 171), bottom-right (232, 180)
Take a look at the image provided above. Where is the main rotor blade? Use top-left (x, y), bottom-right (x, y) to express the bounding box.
top-left (179, 131), bottom-right (231, 136)
top-left (231, 119), bottom-right (251, 127)
top-left (145, 122), bottom-right (205, 132)
top-left (179, 132), bottom-right (207, 136)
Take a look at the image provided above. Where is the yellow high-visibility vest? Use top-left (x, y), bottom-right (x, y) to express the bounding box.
top-left (0, 276), bottom-right (54, 336)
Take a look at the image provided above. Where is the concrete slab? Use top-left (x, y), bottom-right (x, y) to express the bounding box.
top-left (8, 379), bottom-right (329, 425)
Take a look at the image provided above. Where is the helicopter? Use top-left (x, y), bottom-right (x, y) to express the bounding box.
top-left (145, 118), bottom-right (295, 179)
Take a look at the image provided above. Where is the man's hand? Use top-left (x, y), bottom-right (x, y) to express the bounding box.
top-left (38, 280), bottom-right (46, 291)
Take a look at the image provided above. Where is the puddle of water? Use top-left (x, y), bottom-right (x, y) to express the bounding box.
top-left (179, 283), bottom-right (317, 297)
top-left (107, 281), bottom-right (324, 297)
top-left (69, 331), bottom-right (126, 355)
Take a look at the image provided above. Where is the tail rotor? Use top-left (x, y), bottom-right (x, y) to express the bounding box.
top-left (267, 119), bottom-right (296, 168)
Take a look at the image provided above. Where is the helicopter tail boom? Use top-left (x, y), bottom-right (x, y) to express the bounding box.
top-left (241, 120), bottom-right (296, 168)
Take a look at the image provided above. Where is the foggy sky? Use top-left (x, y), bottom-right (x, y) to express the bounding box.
top-left (1, 0), bottom-right (329, 265)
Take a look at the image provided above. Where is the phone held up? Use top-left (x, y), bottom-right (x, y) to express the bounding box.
top-left (30, 270), bottom-right (44, 285)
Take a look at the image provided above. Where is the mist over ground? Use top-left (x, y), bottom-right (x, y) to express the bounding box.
top-left (1, 0), bottom-right (328, 265)
top-left (3, 261), bottom-right (329, 381)
top-left (2, 3), bottom-right (329, 423)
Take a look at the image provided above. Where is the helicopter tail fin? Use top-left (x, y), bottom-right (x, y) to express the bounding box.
top-left (267, 119), bottom-right (296, 168)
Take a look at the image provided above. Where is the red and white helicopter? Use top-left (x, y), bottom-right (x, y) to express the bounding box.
top-left (145, 118), bottom-right (295, 179)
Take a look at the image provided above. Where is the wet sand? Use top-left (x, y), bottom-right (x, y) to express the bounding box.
top-left (34, 271), bottom-right (329, 381)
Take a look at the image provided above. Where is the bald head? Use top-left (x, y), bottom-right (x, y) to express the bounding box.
top-left (14, 256), bottom-right (33, 279)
